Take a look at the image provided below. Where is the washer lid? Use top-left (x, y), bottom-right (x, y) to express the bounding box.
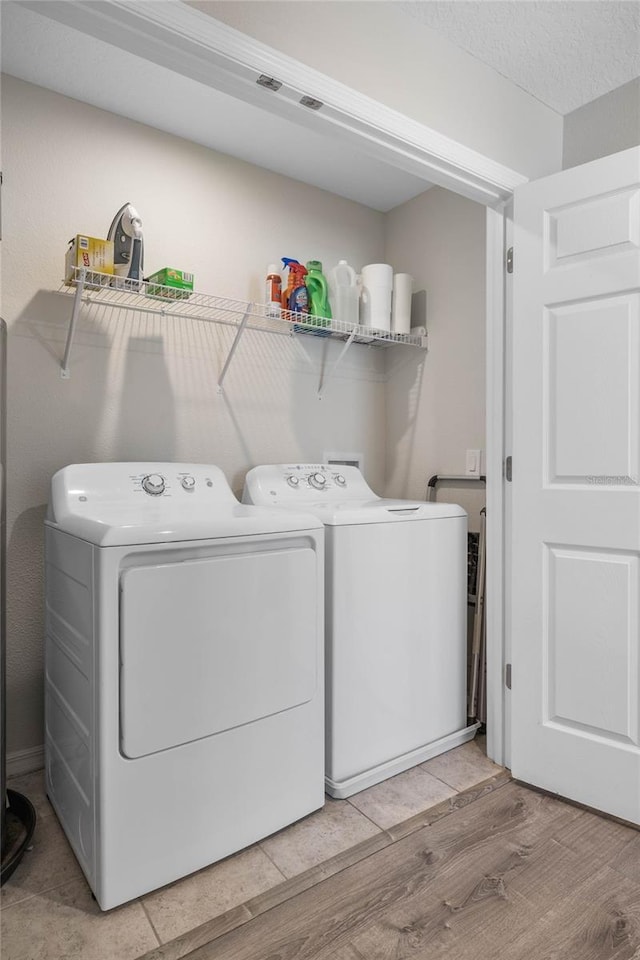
top-left (281, 499), bottom-right (467, 526)
top-left (46, 462), bottom-right (322, 546)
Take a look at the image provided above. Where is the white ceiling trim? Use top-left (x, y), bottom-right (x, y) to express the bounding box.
top-left (24, 0), bottom-right (528, 205)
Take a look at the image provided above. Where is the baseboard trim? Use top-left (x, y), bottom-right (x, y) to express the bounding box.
top-left (6, 744), bottom-right (45, 778)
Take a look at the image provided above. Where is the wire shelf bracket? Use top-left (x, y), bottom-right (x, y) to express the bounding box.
top-left (60, 270), bottom-right (87, 379)
top-left (217, 306), bottom-right (252, 393)
top-left (318, 324), bottom-right (358, 398)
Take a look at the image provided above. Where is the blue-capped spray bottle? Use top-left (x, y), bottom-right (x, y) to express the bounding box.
top-left (281, 258), bottom-right (309, 317)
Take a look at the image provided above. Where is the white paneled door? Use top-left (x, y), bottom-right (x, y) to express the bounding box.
top-left (511, 146), bottom-right (640, 823)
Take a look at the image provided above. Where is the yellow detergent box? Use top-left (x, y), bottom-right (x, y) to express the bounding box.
top-left (146, 267), bottom-right (194, 300)
top-left (65, 235), bottom-right (114, 284)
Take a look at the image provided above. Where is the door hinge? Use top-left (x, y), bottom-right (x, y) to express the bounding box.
top-left (504, 455), bottom-right (512, 482)
top-left (506, 246), bottom-right (513, 274)
top-left (505, 663), bottom-right (512, 690)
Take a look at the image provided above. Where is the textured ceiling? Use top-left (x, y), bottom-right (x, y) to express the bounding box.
top-left (400, 0), bottom-right (640, 114)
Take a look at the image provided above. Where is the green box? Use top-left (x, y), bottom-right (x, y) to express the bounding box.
top-left (146, 267), bottom-right (194, 299)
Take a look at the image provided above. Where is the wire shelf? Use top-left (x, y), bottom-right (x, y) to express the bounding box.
top-left (55, 268), bottom-right (427, 390)
top-left (58, 269), bottom-right (428, 347)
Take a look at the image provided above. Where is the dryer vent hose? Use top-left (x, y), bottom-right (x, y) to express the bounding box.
top-left (1, 790), bottom-right (36, 886)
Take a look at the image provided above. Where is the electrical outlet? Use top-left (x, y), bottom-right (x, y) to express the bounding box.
top-left (466, 449), bottom-right (481, 477)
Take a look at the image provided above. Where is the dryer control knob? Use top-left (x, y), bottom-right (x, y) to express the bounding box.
top-left (286, 475), bottom-right (299, 488)
top-left (335, 474), bottom-right (346, 486)
top-left (181, 475), bottom-right (196, 490)
top-left (309, 472), bottom-right (326, 489)
top-left (142, 474), bottom-right (165, 496)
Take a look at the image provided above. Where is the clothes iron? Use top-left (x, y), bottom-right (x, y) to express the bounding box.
top-left (107, 203), bottom-right (144, 286)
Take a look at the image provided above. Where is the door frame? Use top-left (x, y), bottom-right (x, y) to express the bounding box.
top-left (485, 204), bottom-right (509, 765)
top-left (35, 0), bottom-right (523, 766)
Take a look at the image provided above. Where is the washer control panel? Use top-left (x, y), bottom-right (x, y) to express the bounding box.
top-left (281, 464), bottom-right (347, 493)
top-left (244, 464), bottom-right (375, 504)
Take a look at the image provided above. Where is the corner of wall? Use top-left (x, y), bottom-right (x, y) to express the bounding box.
top-left (563, 78), bottom-right (640, 170)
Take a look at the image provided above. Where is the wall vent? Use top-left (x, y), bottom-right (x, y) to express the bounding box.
top-left (323, 451), bottom-right (364, 471)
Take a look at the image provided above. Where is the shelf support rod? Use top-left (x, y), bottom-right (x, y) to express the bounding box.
top-left (318, 325), bottom-right (358, 398)
top-left (61, 269), bottom-right (86, 379)
top-left (217, 305), bottom-right (252, 392)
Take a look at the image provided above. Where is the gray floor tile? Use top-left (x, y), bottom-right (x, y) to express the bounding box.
top-left (421, 739), bottom-right (504, 791)
top-left (0, 878), bottom-right (158, 960)
top-left (260, 797), bottom-right (381, 878)
top-left (1, 809), bottom-right (83, 908)
top-left (348, 765), bottom-right (457, 829)
top-left (143, 845), bottom-right (284, 943)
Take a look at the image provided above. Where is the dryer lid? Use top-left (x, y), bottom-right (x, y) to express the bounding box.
top-left (46, 462), bottom-right (322, 546)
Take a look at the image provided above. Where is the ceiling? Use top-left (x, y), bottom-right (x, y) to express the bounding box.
top-left (0, 2), bottom-right (433, 213)
top-left (399, 0), bottom-right (640, 115)
top-left (3, 0), bottom-right (639, 214)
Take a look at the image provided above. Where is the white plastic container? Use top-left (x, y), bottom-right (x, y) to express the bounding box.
top-left (328, 260), bottom-right (359, 326)
top-left (360, 263), bottom-right (393, 331)
top-left (392, 273), bottom-right (413, 334)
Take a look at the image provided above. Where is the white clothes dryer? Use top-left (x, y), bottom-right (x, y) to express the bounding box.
top-left (45, 463), bottom-right (324, 909)
top-left (243, 463), bottom-right (478, 799)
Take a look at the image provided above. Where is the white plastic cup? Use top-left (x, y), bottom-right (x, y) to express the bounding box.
top-left (392, 273), bottom-right (413, 335)
top-left (360, 263), bottom-right (393, 330)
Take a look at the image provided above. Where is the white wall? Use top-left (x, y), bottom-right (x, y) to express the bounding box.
top-left (384, 187), bottom-right (487, 531)
top-left (3, 74), bottom-right (489, 760)
top-left (191, 0), bottom-right (563, 180)
top-left (563, 78), bottom-right (640, 169)
top-left (1, 74), bottom-right (388, 755)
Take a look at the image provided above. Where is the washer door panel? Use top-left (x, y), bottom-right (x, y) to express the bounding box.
top-left (120, 546), bottom-right (317, 758)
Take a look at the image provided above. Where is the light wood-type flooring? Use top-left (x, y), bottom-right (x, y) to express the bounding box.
top-left (180, 780), bottom-right (640, 960)
top-left (1, 739), bottom-right (503, 960)
top-left (7, 741), bottom-right (640, 960)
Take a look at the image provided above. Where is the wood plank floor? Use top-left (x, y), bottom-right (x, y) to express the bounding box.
top-left (181, 781), bottom-right (640, 960)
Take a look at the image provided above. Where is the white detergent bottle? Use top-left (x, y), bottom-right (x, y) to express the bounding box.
top-left (329, 259), bottom-right (359, 326)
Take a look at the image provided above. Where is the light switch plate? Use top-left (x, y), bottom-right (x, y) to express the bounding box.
top-left (466, 449), bottom-right (481, 477)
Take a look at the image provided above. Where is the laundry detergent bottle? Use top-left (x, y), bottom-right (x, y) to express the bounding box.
top-left (305, 260), bottom-right (332, 328)
top-left (329, 259), bottom-right (359, 326)
top-left (281, 258), bottom-right (309, 317)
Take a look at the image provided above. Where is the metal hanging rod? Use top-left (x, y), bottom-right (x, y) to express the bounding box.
top-left (426, 474), bottom-right (486, 502)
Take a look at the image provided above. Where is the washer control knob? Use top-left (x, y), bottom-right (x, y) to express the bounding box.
top-left (286, 475), bottom-right (299, 488)
top-left (181, 475), bottom-right (196, 491)
top-left (309, 472), bottom-right (326, 490)
top-left (142, 473), bottom-right (165, 496)
top-left (335, 474), bottom-right (346, 486)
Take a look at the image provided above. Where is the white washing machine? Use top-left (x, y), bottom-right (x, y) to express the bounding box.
top-left (45, 462), bottom-right (324, 909)
top-left (243, 463), bottom-right (478, 799)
